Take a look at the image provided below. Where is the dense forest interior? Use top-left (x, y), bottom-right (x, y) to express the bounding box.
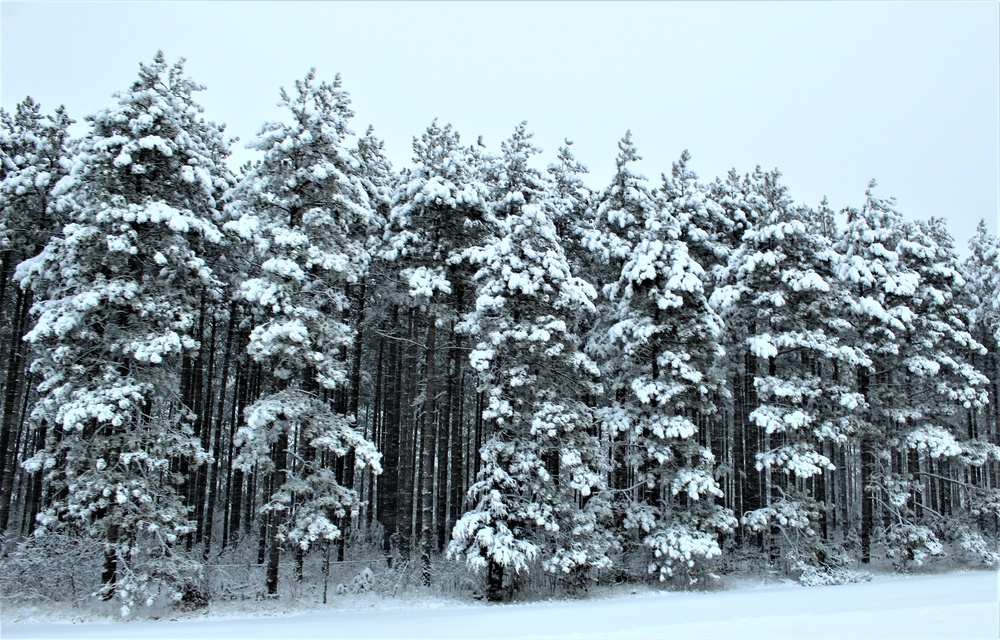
top-left (1, 54), bottom-right (997, 615)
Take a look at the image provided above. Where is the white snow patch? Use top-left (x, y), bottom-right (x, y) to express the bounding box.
top-left (2, 571), bottom-right (995, 639)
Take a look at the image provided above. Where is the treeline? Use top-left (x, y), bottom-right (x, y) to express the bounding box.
top-left (1, 53), bottom-right (998, 611)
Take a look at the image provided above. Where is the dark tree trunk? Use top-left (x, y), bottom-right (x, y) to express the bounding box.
top-left (0, 287), bottom-right (31, 531)
top-left (858, 366), bottom-right (874, 564)
top-left (445, 318), bottom-right (465, 548)
top-left (23, 419), bottom-right (47, 536)
top-left (224, 362), bottom-right (245, 549)
top-left (101, 523), bottom-right (120, 600)
top-left (335, 284), bottom-right (365, 563)
top-left (192, 293), bottom-right (210, 545)
top-left (378, 322), bottom-right (400, 562)
top-left (473, 390), bottom-right (484, 480)
top-left (204, 302), bottom-right (237, 558)
top-left (398, 309), bottom-right (418, 555)
top-left (420, 317), bottom-right (437, 585)
top-left (265, 429), bottom-right (289, 596)
top-left (732, 371), bottom-right (746, 545)
top-left (486, 557), bottom-right (504, 602)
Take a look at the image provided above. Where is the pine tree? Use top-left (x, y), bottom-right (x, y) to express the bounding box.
top-left (962, 221), bottom-right (1000, 562)
top-left (225, 70), bottom-right (382, 597)
top-left (16, 53), bottom-right (233, 613)
top-left (0, 98), bottom-right (73, 534)
top-left (546, 140), bottom-right (593, 258)
top-left (661, 151), bottom-right (730, 288)
top-left (831, 182), bottom-right (990, 566)
top-left (657, 151), bottom-right (734, 522)
top-left (591, 133), bottom-right (735, 582)
top-left (382, 120), bottom-right (490, 583)
top-left (712, 195), bottom-right (867, 577)
top-left (880, 216), bottom-right (993, 567)
top-left (834, 182), bottom-right (912, 565)
top-left (448, 123), bottom-right (612, 599)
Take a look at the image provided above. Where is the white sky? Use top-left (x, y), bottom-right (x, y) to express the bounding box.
top-left (2, 1), bottom-right (998, 252)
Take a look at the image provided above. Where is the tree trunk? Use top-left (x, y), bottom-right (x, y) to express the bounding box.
top-left (0, 287), bottom-right (30, 531)
top-left (23, 418), bottom-right (47, 536)
top-left (446, 319), bottom-right (465, 548)
top-left (335, 284), bottom-right (365, 563)
top-left (732, 371), bottom-right (746, 545)
top-left (378, 323), bottom-right (400, 563)
top-left (204, 301), bottom-right (237, 558)
top-left (265, 429), bottom-right (289, 597)
top-left (420, 317), bottom-right (437, 585)
top-left (398, 309), bottom-right (418, 556)
top-left (192, 293), bottom-right (210, 546)
top-left (101, 523), bottom-right (120, 600)
top-left (486, 556), bottom-right (504, 602)
top-left (224, 363), bottom-right (245, 548)
top-left (858, 365), bottom-right (874, 564)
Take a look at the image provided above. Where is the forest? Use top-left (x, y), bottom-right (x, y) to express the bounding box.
top-left (0, 53), bottom-right (997, 615)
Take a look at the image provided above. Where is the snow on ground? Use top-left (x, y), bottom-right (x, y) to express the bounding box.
top-left (3, 570), bottom-right (997, 640)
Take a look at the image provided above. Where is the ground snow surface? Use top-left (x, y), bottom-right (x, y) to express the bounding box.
top-left (3, 570), bottom-right (997, 639)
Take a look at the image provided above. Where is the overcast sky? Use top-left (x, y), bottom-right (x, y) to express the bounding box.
top-left (3, 1), bottom-right (997, 252)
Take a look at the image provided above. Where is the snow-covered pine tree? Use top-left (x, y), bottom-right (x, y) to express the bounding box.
top-left (881, 216), bottom-right (993, 567)
top-left (661, 151), bottom-right (730, 290)
top-left (225, 70), bottom-right (381, 597)
top-left (831, 181), bottom-right (988, 566)
top-left (706, 168), bottom-right (762, 259)
top-left (965, 221), bottom-right (1000, 434)
top-left (580, 133), bottom-right (651, 514)
top-left (834, 182), bottom-right (915, 565)
top-left (0, 98), bottom-right (73, 534)
top-left (965, 221), bottom-right (1000, 352)
top-left (711, 195), bottom-right (867, 578)
top-left (719, 169), bottom-right (840, 549)
top-left (546, 140), bottom-right (594, 262)
top-left (657, 151), bottom-right (733, 517)
top-left (448, 123), bottom-right (612, 600)
top-left (590, 133), bottom-right (735, 582)
top-left (382, 120), bottom-right (490, 583)
top-left (16, 53), bottom-right (233, 614)
top-left (348, 124), bottom-right (395, 541)
top-left (353, 125), bottom-right (395, 238)
top-left (961, 221), bottom-right (1000, 561)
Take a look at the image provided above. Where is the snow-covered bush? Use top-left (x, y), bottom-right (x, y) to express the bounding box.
top-left (944, 525), bottom-right (1000, 568)
top-left (0, 532), bottom-right (103, 603)
top-left (798, 566), bottom-right (873, 587)
top-left (882, 523), bottom-right (945, 569)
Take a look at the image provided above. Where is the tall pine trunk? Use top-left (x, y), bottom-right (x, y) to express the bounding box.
top-left (0, 287), bottom-right (31, 532)
top-left (265, 429), bottom-right (289, 597)
top-left (378, 319), bottom-right (401, 563)
top-left (420, 317), bottom-right (437, 585)
top-left (858, 365), bottom-right (874, 564)
top-left (204, 301), bottom-right (237, 557)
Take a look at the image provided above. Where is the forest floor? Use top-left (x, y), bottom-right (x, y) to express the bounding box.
top-left (2, 569), bottom-right (997, 639)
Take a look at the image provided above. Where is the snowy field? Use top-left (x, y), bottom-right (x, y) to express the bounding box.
top-left (3, 570), bottom-right (997, 640)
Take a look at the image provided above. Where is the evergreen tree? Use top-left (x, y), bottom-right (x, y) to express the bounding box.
top-left (0, 98), bottom-right (73, 534)
top-left (591, 133), bottom-right (735, 581)
top-left (382, 120), bottom-right (490, 582)
top-left (546, 140), bottom-right (593, 258)
top-left (17, 53), bottom-right (233, 613)
top-left (961, 221), bottom-right (1000, 562)
top-left (449, 123), bottom-right (612, 599)
top-left (712, 199), bottom-right (867, 577)
top-left (661, 150), bottom-right (730, 288)
top-left (834, 182), bottom-right (914, 565)
top-left (225, 70), bottom-right (381, 597)
top-left (881, 216), bottom-right (993, 567)
top-left (832, 182), bottom-right (990, 566)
